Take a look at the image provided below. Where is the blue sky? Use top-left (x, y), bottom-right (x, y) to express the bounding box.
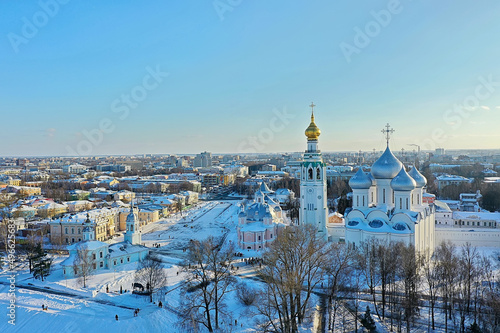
top-left (1, 0), bottom-right (500, 156)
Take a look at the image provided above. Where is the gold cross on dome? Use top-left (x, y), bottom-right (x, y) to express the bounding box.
top-left (309, 102), bottom-right (315, 114)
top-left (381, 123), bottom-right (395, 146)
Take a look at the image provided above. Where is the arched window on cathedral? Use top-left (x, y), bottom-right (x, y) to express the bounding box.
top-left (400, 198), bottom-right (402, 210)
top-left (316, 168), bottom-right (321, 180)
top-left (356, 196), bottom-right (359, 206)
top-left (383, 189), bottom-right (386, 204)
top-left (362, 196), bottom-right (365, 206)
top-left (308, 168), bottom-right (313, 180)
top-left (406, 198), bottom-right (409, 210)
top-left (417, 194), bottom-right (420, 205)
top-left (371, 192), bottom-right (373, 202)
top-left (411, 194), bottom-right (414, 205)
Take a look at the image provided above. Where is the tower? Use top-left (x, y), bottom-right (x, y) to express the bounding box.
top-left (82, 213), bottom-right (94, 241)
top-left (124, 201), bottom-right (141, 245)
top-left (299, 103), bottom-right (328, 240)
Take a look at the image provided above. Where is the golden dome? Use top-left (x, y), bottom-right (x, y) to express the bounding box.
top-left (305, 112), bottom-right (321, 140)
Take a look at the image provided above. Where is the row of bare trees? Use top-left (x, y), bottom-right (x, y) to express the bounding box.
top-left (256, 232), bottom-right (499, 333)
top-left (325, 239), bottom-right (500, 333)
top-left (175, 228), bottom-right (499, 333)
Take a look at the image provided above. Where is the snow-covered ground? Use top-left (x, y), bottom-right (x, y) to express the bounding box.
top-left (0, 200), bottom-right (273, 333)
top-left (2, 201), bottom-right (499, 332)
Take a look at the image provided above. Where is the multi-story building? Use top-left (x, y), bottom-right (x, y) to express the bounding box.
top-left (49, 208), bottom-right (119, 244)
top-left (202, 173), bottom-right (235, 186)
top-left (436, 174), bottom-right (472, 190)
top-left (62, 164), bottom-right (88, 174)
top-left (194, 151), bottom-right (212, 168)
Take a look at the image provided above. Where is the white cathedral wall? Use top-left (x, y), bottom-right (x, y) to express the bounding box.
top-left (375, 179), bottom-right (394, 207)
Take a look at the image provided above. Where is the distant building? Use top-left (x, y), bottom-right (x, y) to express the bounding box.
top-left (262, 164), bottom-right (277, 172)
top-left (202, 174), bottom-right (235, 186)
top-left (435, 148), bottom-right (445, 155)
top-left (194, 151), bottom-right (212, 168)
top-left (459, 190), bottom-right (482, 212)
top-left (95, 164), bottom-right (131, 172)
top-left (436, 174), bottom-right (472, 190)
top-left (62, 164), bottom-right (88, 174)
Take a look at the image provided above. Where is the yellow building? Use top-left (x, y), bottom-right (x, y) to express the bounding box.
top-left (118, 208), bottom-right (159, 230)
top-left (202, 174), bottom-right (235, 186)
top-left (49, 208), bottom-right (119, 244)
top-left (8, 178), bottom-right (21, 186)
top-left (37, 202), bottom-right (68, 218)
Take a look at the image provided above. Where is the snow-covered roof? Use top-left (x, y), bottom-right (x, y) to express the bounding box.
top-left (453, 211), bottom-right (500, 221)
top-left (108, 242), bottom-right (148, 258)
top-left (434, 200), bottom-right (452, 212)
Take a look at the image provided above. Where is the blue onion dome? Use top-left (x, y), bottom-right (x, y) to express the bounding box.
top-left (391, 166), bottom-right (416, 191)
top-left (349, 168), bottom-right (372, 189)
top-left (408, 166), bottom-right (427, 188)
top-left (371, 146), bottom-right (403, 179)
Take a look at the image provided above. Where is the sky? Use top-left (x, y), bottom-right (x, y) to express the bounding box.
top-left (1, 0), bottom-right (500, 157)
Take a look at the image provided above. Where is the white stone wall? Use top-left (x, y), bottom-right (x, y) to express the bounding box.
top-left (435, 228), bottom-right (500, 247)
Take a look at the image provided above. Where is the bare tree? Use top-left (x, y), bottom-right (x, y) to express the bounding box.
top-left (434, 241), bottom-right (458, 333)
top-left (324, 242), bottom-right (356, 331)
top-left (422, 248), bottom-right (439, 330)
top-left (236, 281), bottom-right (257, 306)
top-left (73, 245), bottom-right (96, 288)
top-left (356, 238), bottom-right (381, 319)
top-left (397, 243), bottom-right (422, 333)
top-left (257, 225), bottom-right (329, 333)
top-left (179, 236), bottom-right (234, 332)
top-left (135, 255), bottom-right (168, 302)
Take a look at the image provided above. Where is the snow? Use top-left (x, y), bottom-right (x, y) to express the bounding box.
top-left (3, 200), bottom-right (499, 332)
top-left (0, 201), bottom-right (274, 333)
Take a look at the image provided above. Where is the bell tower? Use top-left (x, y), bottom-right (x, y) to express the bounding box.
top-left (124, 201), bottom-right (141, 245)
top-left (299, 103), bottom-right (328, 241)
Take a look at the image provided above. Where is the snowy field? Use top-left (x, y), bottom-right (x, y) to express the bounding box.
top-left (0, 200), bottom-right (274, 333)
top-left (1, 201), bottom-right (499, 332)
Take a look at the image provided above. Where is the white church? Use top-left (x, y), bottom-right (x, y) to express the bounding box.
top-left (62, 203), bottom-right (149, 278)
top-left (344, 124), bottom-right (435, 253)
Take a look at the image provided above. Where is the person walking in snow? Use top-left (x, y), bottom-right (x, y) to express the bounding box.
top-left (115, 314), bottom-right (119, 321)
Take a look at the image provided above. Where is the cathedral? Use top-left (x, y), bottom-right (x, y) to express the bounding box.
top-left (344, 124), bottom-right (435, 252)
top-left (237, 182), bottom-right (286, 250)
top-left (299, 103), bottom-right (328, 241)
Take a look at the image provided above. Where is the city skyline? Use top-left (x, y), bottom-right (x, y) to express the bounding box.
top-left (2, 1), bottom-right (500, 157)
